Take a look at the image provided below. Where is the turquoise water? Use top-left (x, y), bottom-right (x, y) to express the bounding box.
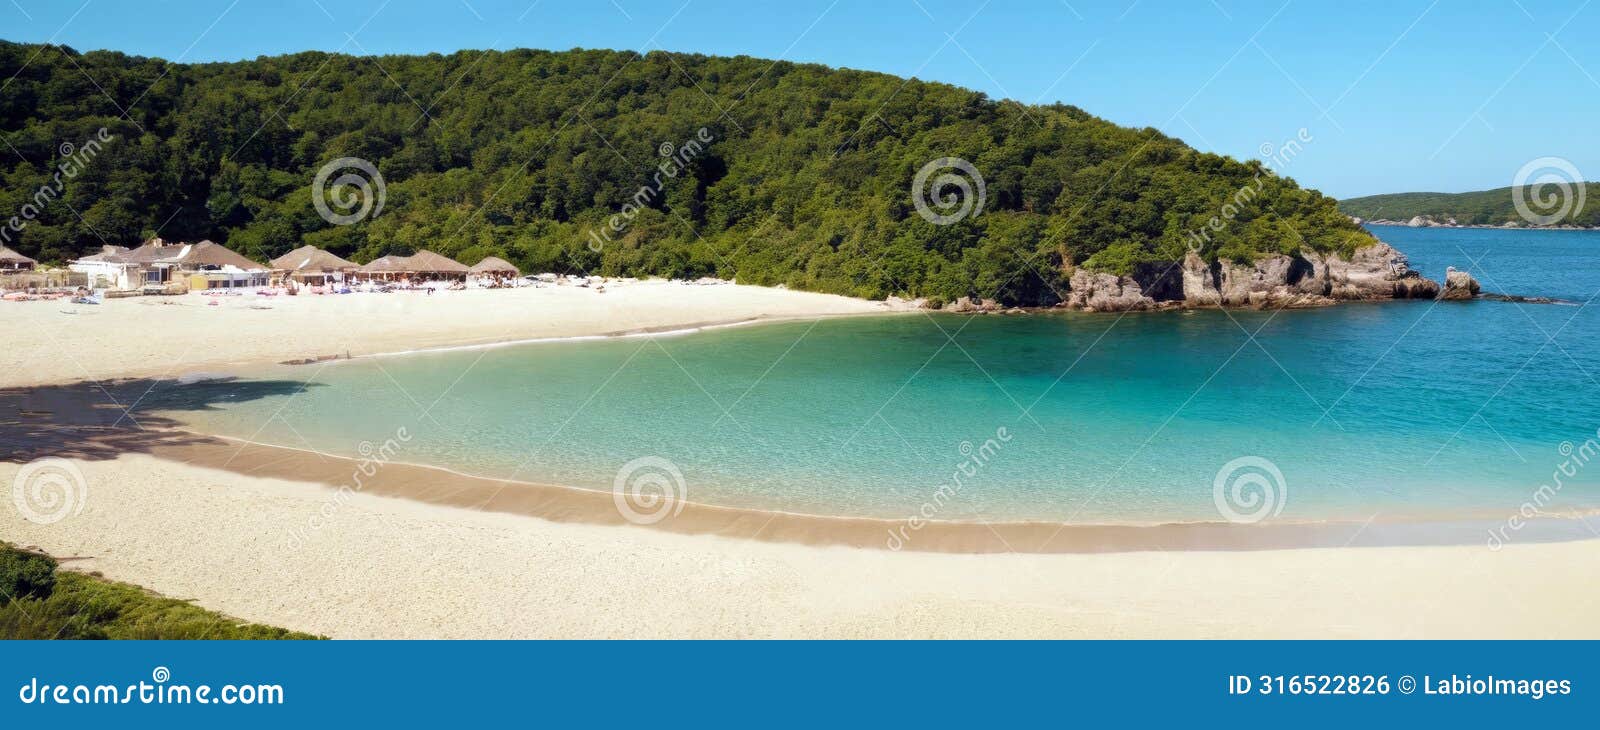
top-left (171, 226), bottom-right (1600, 524)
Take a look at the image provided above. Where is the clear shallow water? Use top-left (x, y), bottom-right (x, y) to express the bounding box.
top-left (170, 226), bottom-right (1600, 524)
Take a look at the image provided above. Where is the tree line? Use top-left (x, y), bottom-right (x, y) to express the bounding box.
top-left (1, 40), bottom-right (1371, 305)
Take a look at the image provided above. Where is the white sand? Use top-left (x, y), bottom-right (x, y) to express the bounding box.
top-left (0, 280), bottom-right (895, 388)
top-left (3, 455), bottom-right (1596, 639)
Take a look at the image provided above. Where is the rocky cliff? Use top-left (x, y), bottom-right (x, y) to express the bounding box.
top-left (1058, 242), bottom-right (1445, 312)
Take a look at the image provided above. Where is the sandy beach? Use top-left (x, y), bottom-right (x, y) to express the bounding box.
top-left (0, 280), bottom-right (894, 388)
top-left (3, 281), bottom-right (1598, 638)
top-left (3, 454), bottom-right (1596, 639)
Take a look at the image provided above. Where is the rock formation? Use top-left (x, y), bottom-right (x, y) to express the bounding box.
top-left (1058, 242), bottom-right (1442, 312)
top-left (942, 296), bottom-right (1001, 313)
top-left (1439, 267), bottom-right (1481, 301)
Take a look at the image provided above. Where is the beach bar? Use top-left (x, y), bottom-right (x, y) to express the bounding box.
top-left (0, 245), bottom-right (37, 271)
top-left (68, 238), bottom-right (268, 292)
top-left (354, 250), bottom-right (470, 283)
top-left (468, 256), bottom-right (519, 287)
top-left (468, 256), bottom-right (519, 276)
top-left (404, 249), bottom-right (471, 281)
top-left (272, 245), bottom-right (358, 286)
top-left (173, 240), bottom-right (271, 290)
top-left (353, 254), bottom-right (412, 281)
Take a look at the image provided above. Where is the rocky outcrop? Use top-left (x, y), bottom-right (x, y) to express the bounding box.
top-left (1059, 242), bottom-right (1441, 312)
top-left (1323, 240), bottom-right (1439, 301)
top-left (1439, 267), bottom-right (1481, 300)
top-left (942, 296), bottom-right (1001, 313)
top-left (1064, 270), bottom-right (1158, 311)
top-left (1063, 261), bottom-right (1185, 312)
top-left (1182, 252), bottom-right (1333, 308)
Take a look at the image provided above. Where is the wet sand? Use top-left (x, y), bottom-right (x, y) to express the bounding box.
top-left (171, 434), bottom-right (1600, 553)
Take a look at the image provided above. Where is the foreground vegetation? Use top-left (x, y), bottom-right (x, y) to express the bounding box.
top-left (2, 41), bottom-right (1369, 305)
top-left (0, 543), bottom-right (317, 639)
top-left (1339, 185), bottom-right (1598, 227)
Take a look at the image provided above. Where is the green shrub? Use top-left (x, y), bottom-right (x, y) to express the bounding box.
top-left (0, 543), bottom-right (320, 640)
top-left (0, 546), bottom-right (56, 601)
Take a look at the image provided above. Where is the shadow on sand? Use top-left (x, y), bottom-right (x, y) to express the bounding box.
top-left (0, 377), bottom-right (318, 464)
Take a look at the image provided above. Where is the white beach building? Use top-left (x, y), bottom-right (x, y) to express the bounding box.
top-left (70, 238), bottom-right (270, 291)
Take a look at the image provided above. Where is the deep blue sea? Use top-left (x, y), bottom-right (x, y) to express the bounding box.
top-left (172, 226), bottom-right (1600, 524)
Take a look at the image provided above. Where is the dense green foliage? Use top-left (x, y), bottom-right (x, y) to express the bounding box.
top-left (0, 545), bottom-right (55, 600)
top-left (0, 543), bottom-right (318, 639)
top-left (1339, 185), bottom-right (1599, 227)
top-left (2, 40), bottom-right (1369, 305)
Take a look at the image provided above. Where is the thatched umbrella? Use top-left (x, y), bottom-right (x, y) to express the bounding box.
top-left (0, 245), bottom-right (37, 270)
top-left (468, 256), bottom-right (519, 276)
top-left (404, 249), bottom-right (470, 275)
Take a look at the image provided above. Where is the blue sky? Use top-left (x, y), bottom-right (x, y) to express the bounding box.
top-left (5, 0), bottom-right (1597, 199)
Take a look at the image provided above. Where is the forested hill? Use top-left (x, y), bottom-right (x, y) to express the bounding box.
top-left (2, 40), bottom-right (1368, 305)
top-left (1339, 185), bottom-right (1599, 228)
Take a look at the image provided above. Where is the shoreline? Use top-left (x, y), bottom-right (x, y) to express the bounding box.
top-left (1364, 221), bottom-right (1600, 232)
top-left (0, 280), bottom-right (913, 388)
top-left (182, 430), bottom-right (1600, 554)
top-left (5, 296), bottom-right (1594, 557)
top-left (5, 367), bottom-right (1592, 555)
top-left (345, 311), bottom-right (906, 362)
top-left (6, 278), bottom-right (1600, 638)
top-left (6, 451), bottom-right (1597, 639)
top-left (5, 273), bottom-right (1543, 390)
